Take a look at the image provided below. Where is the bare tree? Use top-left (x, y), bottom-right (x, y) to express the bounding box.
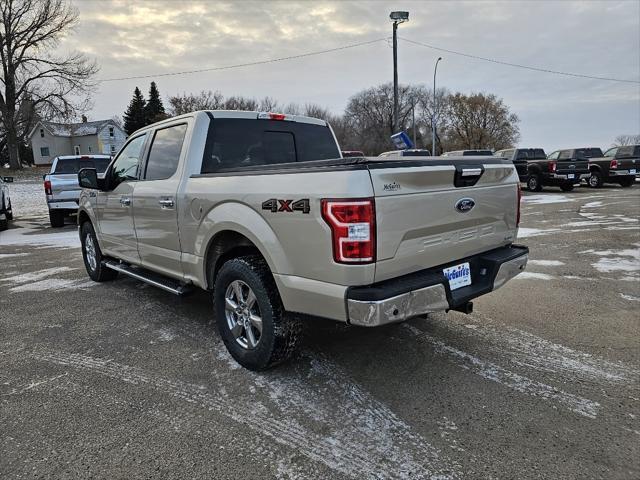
top-left (444, 92), bottom-right (519, 151)
top-left (168, 90), bottom-right (224, 116)
top-left (223, 95), bottom-right (257, 111)
top-left (612, 134), bottom-right (640, 147)
top-left (0, 0), bottom-right (98, 169)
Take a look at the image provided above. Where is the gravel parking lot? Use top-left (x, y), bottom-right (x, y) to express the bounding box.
top-left (1, 176), bottom-right (639, 479)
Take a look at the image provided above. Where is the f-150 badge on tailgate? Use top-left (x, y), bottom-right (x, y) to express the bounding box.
top-left (455, 198), bottom-right (475, 213)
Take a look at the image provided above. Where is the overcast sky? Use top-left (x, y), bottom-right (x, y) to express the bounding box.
top-left (62, 0), bottom-right (640, 151)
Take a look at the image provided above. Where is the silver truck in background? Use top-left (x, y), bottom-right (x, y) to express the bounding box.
top-left (44, 155), bottom-right (112, 227)
top-left (76, 110), bottom-right (528, 370)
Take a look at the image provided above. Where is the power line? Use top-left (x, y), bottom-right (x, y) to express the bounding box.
top-left (97, 38), bottom-right (387, 82)
top-left (400, 36), bottom-right (640, 84)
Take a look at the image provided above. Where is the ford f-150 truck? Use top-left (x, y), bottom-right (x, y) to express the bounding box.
top-left (44, 155), bottom-right (112, 227)
top-left (76, 110), bottom-right (528, 370)
top-left (586, 144), bottom-right (638, 188)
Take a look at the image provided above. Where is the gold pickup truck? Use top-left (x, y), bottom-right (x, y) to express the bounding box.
top-left (76, 110), bottom-right (528, 370)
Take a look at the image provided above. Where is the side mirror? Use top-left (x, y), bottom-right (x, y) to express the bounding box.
top-left (2, 176), bottom-right (13, 183)
top-left (78, 168), bottom-right (99, 189)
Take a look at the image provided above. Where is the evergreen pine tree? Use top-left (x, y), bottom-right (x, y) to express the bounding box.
top-left (123, 87), bottom-right (147, 135)
top-left (144, 81), bottom-right (166, 124)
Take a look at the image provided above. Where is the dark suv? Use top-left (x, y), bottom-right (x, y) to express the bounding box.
top-left (586, 144), bottom-right (638, 188)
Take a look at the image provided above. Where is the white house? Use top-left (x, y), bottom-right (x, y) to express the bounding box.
top-left (28, 117), bottom-right (127, 165)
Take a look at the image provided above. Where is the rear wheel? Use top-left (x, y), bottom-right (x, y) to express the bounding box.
top-left (560, 183), bottom-right (574, 192)
top-left (80, 221), bottom-right (118, 282)
top-left (588, 171), bottom-right (603, 188)
top-left (213, 255), bottom-right (302, 371)
top-left (49, 209), bottom-right (65, 228)
top-left (619, 177), bottom-right (634, 188)
top-left (527, 174), bottom-right (543, 192)
top-left (5, 199), bottom-right (12, 221)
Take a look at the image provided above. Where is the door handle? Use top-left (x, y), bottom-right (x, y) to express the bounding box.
top-left (158, 198), bottom-right (175, 209)
top-left (120, 196), bottom-right (131, 206)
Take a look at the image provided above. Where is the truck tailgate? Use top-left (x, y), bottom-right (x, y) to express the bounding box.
top-left (369, 159), bottom-right (519, 282)
top-left (48, 174), bottom-right (81, 202)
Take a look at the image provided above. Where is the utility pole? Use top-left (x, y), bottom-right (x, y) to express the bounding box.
top-left (432, 56), bottom-right (443, 155)
top-left (390, 11), bottom-right (409, 133)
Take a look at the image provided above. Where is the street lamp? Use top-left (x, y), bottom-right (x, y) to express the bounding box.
top-left (390, 11), bottom-right (409, 133)
top-left (432, 56), bottom-right (442, 155)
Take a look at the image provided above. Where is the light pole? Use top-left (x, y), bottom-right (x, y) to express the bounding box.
top-left (432, 56), bottom-right (442, 155)
top-left (390, 11), bottom-right (409, 133)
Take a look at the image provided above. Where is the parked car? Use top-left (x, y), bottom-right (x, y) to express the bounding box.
top-left (441, 150), bottom-right (493, 157)
top-left (76, 110), bottom-right (528, 370)
top-left (0, 175), bottom-right (14, 231)
top-left (507, 148), bottom-right (591, 192)
top-left (586, 144), bottom-right (638, 188)
top-left (341, 150), bottom-right (365, 158)
top-left (44, 155), bottom-right (112, 227)
top-left (494, 148), bottom-right (547, 182)
top-left (378, 148), bottom-right (431, 158)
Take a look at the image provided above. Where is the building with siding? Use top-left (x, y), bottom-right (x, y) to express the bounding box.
top-left (28, 117), bottom-right (127, 165)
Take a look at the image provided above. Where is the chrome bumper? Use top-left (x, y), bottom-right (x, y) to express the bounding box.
top-left (347, 284), bottom-right (449, 327)
top-left (347, 251), bottom-right (528, 327)
top-left (48, 201), bottom-right (79, 210)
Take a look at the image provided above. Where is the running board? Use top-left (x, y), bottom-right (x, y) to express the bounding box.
top-left (103, 261), bottom-right (193, 296)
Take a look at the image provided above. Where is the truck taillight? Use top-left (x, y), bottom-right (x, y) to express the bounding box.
top-left (548, 161), bottom-right (557, 173)
top-left (516, 183), bottom-right (522, 227)
top-left (321, 198), bottom-right (376, 264)
top-left (610, 159), bottom-right (618, 169)
top-left (44, 180), bottom-right (52, 196)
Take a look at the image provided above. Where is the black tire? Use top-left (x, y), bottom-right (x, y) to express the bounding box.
top-left (527, 173), bottom-right (543, 192)
top-left (213, 255), bottom-right (302, 371)
top-left (619, 178), bottom-right (634, 188)
top-left (5, 199), bottom-right (12, 221)
top-left (80, 221), bottom-right (118, 282)
top-left (0, 198), bottom-right (7, 231)
top-left (560, 183), bottom-right (574, 192)
top-left (49, 209), bottom-right (65, 228)
top-left (588, 171), bottom-right (603, 188)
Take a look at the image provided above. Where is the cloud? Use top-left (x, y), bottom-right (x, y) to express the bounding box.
top-left (61, 0), bottom-right (639, 150)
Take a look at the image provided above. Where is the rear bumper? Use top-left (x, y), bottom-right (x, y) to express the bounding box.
top-left (547, 172), bottom-right (589, 184)
top-left (47, 199), bottom-right (79, 211)
top-left (607, 170), bottom-right (635, 177)
top-left (346, 245), bottom-right (528, 327)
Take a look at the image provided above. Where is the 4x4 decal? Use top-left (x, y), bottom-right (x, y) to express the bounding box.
top-left (262, 198), bottom-right (310, 214)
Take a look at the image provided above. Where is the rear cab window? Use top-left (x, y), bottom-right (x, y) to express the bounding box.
top-left (201, 118), bottom-right (340, 173)
top-left (53, 157), bottom-right (111, 174)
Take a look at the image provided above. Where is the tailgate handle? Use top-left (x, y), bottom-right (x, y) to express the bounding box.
top-left (454, 164), bottom-right (485, 187)
top-left (461, 168), bottom-right (482, 177)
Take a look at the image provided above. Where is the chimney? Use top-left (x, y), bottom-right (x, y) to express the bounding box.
top-left (81, 115), bottom-right (87, 123)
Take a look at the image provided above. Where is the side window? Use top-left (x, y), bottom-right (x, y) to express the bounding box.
top-left (558, 150), bottom-right (572, 160)
top-left (144, 124), bottom-right (188, 181)
top-left (617, 146), bottom-right (633, 158)
top-left (547, 151), bottom-right (560, 160)
top-left (111, 134), bottom-right (147, 187)
top-left (603, 147), bottom-right (618, 158)
top-left (40, 147), bottom-right (50, 157)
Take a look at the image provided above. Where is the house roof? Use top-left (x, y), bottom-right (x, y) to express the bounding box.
top-left (28, 119), bottom-right (123, 139)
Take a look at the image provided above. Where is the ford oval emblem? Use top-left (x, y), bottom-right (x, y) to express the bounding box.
top-left (455, 198), bottom-right (475, 213)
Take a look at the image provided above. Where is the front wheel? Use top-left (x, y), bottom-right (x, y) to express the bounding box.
top-left (213, 255), bottom-right (302, 371)
top-left (80, 222), bottom-right (118, 282)
top-left (560, 183), bottom-right (574, 192)
top-left (527, 174), bottom-right (543, 192)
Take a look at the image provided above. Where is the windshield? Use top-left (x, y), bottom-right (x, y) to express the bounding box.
top-left (54, 157), bottom-right (111, 174)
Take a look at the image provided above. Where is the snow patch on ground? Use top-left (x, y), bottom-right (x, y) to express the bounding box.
top-left (0, 253), bottom-right (28, 258)
top-left (515, 271), bottom-right (555, 280)
top-left (522, 194), bottom-right (573, 205)
top-left (1, 266), bottom-right (76, 284)
top-left (582, 201), bottom-right (603, 208)
top-left (0, 226), bottom-right (79, 249)
top-left (529, 260), bottom-right (565, 267)
top-left (517, 227), bottom-right (560, 238)
top-left (580, 248), bottom-right (640, 273)
top-left (10, 278), bottom-right (94, 293)
top-left (619, 293), bottom-right (640, 302)
top-left (3, 181), bottom-right (49, 218)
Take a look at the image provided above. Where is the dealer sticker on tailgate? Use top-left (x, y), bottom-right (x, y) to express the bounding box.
top-left (443, 262), bottom-right (472, 290)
